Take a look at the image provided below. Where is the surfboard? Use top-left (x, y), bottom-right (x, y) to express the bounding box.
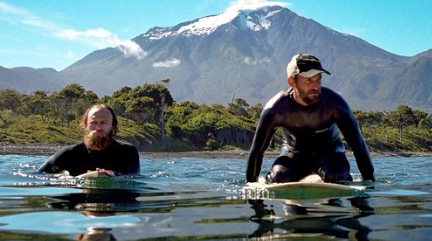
top-left (76, 171), bottom-right (110, 178)
top-left (246, 181), bottom-right (366, 191)
top-left (244, 174), bottom-right (367, 199)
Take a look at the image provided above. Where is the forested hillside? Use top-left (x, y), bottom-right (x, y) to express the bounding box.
top-left (0, 82), bottom-right (431, 153)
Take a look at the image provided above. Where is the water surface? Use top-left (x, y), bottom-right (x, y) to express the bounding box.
top-left (1, 154), bottom-right (432, 240)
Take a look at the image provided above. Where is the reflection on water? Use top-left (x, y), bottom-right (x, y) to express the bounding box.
top-left (247, 196), bottom-right (374, 239)
top-left (0, 155), bottom-right (432, 240)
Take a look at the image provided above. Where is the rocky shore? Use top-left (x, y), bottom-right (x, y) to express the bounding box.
top-left (0, 143), bottom-right (431, 159)
top-left (0, 143), bottom-right (262, 158)
top-left (0, 143), bottom-right (61, 156)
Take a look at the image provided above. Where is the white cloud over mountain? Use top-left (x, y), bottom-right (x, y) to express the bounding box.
top-left (153, 58), bottom-right (181, 68)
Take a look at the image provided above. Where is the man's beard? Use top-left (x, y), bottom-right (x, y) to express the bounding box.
top-left (298, 88), bottom-right (321, 105)
top-left (84, 130), bottom-right (114, 151)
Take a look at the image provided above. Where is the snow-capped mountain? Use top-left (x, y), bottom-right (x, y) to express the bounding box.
top-left (3, 4), bottom-right (432, 112)
top-left (145, 4), bottom-right (284, 39)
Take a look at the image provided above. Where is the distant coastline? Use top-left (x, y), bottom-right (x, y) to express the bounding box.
top-left (1, 143), bottom-right (431, 159)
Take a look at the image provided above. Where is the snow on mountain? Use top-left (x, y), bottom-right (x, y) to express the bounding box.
top-left (244, 9), bottom-right (280, 31)
top-left (144, 1), bottom-right (286, 39)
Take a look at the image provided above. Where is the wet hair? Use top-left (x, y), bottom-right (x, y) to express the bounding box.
top-left (79, 104), bottom-right (118, 136)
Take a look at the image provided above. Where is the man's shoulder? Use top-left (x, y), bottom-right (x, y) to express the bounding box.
top-left (111, 140), bottom-right (139, 161)
top-left (322, 86), bottom-right (339, 96)
top-left (323, 86), bottom-right (351, 99)
top-left (321, 87), bottom-right (352, 116)
top-left (264, 88), bottom-right (291, 110)
top-left (49, 142), bottom-right (86, 162)
top-left (57, 142), bottom-right (86, 152)
top-left (112, 139), bottom-right (138, 150)
top-left (322, 87), bottom-right (348, 104)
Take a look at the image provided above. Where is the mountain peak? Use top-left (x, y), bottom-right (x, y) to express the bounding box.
top-left (144, 2), bottom-right (286, 39)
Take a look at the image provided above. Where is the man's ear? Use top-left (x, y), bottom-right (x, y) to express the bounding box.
top-left (287, 76), bottom-right (295, 87)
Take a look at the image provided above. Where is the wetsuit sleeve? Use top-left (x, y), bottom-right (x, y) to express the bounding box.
top-left (121, 145), bottom-right (140, 175)
top-left (246, 108), bottom-right (278, 182)
top-left (337, 108), bottom-right (375, 182)
top-left (38, 146), bottom-right (72, 174)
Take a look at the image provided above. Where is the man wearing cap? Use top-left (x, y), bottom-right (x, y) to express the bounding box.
top-left (246, 54), bottom-right (375, 184)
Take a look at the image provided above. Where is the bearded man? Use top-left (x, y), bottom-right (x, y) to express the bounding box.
top-left (39, 104), bottom-right (140, 177)
top-left (246, 54), bottom-right (375, 184)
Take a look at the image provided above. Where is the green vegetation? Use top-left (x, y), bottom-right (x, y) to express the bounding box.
top-left (0, 83), bottom-right (431, 153)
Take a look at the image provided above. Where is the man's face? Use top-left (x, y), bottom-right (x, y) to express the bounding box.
top-left (83, 107), bottom-right (114, 150)
top-left (291, 74), bottom-right (322, 106)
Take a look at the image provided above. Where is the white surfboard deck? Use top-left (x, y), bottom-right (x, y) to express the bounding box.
top-left (246, 174), bottom-right (366, 191)
top-left (76, 171), bottom-right (109, 178)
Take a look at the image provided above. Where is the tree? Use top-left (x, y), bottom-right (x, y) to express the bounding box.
top-left (228, 98), bottom-right (250, 118)
top-left (418, 113), bottom-right (432, 130)
top-left (160, 79), bottom-right (171, 145)
top-left (0, 89), bottom-right (22, 110)
top-left (247, 103), bottom-right (263, 120)
top-left (0, 89), bottom-right (22, 124)
top-left (427, 114), bottom-right (432, 129)
top-left (353, 110), bottom-right (384, 134)
top-left (50, 84), bottom-right (88, 125)
top-left (76, 90), bottom-right (99, 118)
top-left (110, 86), bottom-right (133, 116)
top-left (388, 105), bottom-right (416, 141)
top-left (128, 83), bottom-right (174, 126)
top-left (20, 90), bottom-right (51, 121)
top-left (413, 109), bottom-right (429, 127)
top-left (125, 97), bottom-right (157, 125)
top-left (418, 118), bottom-right (429, 130)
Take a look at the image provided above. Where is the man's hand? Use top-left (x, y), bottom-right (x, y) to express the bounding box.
top-left (94, 168), bottom-right (115, 177)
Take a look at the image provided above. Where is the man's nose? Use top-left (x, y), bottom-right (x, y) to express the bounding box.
top-left (311, 81), bottom-right (320, 89)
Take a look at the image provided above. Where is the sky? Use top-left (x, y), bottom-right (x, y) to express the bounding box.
top-left (1, 0), bottom-right (431, 71)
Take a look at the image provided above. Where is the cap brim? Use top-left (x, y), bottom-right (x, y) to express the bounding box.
top-left (299, 69), bottom-right (331, 78)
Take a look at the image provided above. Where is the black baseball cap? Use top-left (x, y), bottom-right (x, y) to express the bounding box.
top-left (287, 54), bottom-right (331, 78)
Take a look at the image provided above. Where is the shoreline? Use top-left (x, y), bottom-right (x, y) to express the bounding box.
top-left (1, 143), bottom-right (431, 159)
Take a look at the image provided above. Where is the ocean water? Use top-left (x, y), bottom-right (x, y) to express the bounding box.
top-left (1, 154), bottom-right (432, 240)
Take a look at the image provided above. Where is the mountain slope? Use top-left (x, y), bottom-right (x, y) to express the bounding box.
top-left (0, 66), bottom-right (63, 94)
top-left (60, 6), bottom-right (413, 110)
top-left (2, 4), bottom-right (431, 112)
top-left (382, 56), bottom-right (432, 108)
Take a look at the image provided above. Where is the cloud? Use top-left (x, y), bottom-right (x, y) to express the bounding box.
top-left (0, 1), bottom-right (27, 15)
top-left (118, 40), bottom-right (147, 60)
top-left (227, 0), bottom-right (289, 12)
top-left (0, 1), bottom-right (58, 31)
top-left (153, 58), bottom-right (181, 68)
top-left (65, 50), bottom-right (78, 60)
top-left (54, 28), bottom-right (113, 48)
top-left (244, 57), bottom-right (271, 65)
top-left (0, 1), bottom-right (145, 59)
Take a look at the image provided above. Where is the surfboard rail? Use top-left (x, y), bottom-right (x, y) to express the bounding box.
top-left (246, 181), bottom-right (366, 191)
top-left (76, 171), bottom-right (110, 178)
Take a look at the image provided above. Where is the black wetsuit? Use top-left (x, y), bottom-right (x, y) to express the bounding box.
top-left (246, 87), bottom-right (375, 183)
top-left (38, 139), bottom-right (140, 176)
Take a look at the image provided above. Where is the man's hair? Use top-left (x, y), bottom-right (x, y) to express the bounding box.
top-left (79, 104), bottom-right (118, 136)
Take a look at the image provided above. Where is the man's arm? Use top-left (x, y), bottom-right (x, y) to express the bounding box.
top-left (107, 142), bottom-right (140, 176)
top-left (38, 146), bottom-right (70, 174)
top-left (246, 109), bottom-right (278, 182)
top-left (124, 145), bottom-right (140, 175)
top-left (338, 108), bottom-right (375, 181)
top-left (38, 157), bottom-right (59, 173)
